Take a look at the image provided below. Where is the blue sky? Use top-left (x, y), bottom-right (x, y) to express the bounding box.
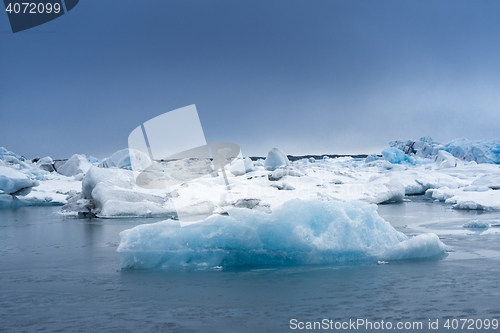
top-left (1, 0), bottom-right (500, 159)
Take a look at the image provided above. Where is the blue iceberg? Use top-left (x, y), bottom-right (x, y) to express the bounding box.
top-left (117, 199), bottom-right (446, 269)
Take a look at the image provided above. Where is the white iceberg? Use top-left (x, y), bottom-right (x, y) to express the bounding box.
top-left (433, 150), bottom-right (464, 169)
top-left (264, 148), bottom-right (290, 171)
top-left (229, 157), bottom-right (255, 176)
top-left (98, 148), bottom-right (151, 170)
top-left (57, 154), bottom-right (92, 177)
top-left (0, 166), bottom-right (39, 195)
top-left (65, 166), bottom-right (176, 218)
top-left (36, 156), bottom-right (55, 172)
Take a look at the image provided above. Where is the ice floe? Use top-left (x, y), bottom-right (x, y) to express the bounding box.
top-left (117, 199), bottom-right (446, 269)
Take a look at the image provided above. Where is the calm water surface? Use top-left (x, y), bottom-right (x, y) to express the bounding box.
top-left (1, 199), bottom-right (500, 332)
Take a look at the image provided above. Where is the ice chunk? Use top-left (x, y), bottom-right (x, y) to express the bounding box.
top-left (264, 148), bottom-right (290, 171)
top-left (87, 156), bottom-right (100, 164)
top-left (463, 220), bottom-right (490, 229)
top-left (269, 167), bottom-right (304, 181)
top-left (364, 154), bottom-right (379, 163)
top-left (444, 139), bottom-right (500, 164)
top-left (0, 166), bottom-right (39, 196)
top-left (433, 150), bottom-right (463, 169)
top-left (381, 148), bottom-right (411, 164)
top-left (77, 166), bottom-right (176, 218)
top-left (0, 147), bottom-right (43, 179)
top-left (0, 147), bottom-right (25, 165)
top-left (386, 137), bottom-right (500, 164)
top-left (36, 156), bottom-right (55, 172)
top-left (57, 154), bottom-right (92, 177)
top-left (117, 199), bottom-right (446, 269)
top-left (471, 175), bottom-right (500, 189)
top-left (229, 157), bottom-right (255, 176)
top-left (366, 177), bottom-right (405, 204)
top-left (98, 148), bottom-right (151, 170)
top-left (381, 233), bottom-right (446, 261)
top-left (428, 186), bottom-right (500, 211)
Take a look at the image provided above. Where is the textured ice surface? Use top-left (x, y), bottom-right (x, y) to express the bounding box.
top-left (5, 140), bottom-right (500, 215)
top-left (57, 154), bottom-right (92, 177)
top-left (98, 148), bottom-right (151, 170)
top-left (229, 157), bottom-right (255, 176)
top-left (117, 199), bottom-right (446, 269)
top-left (0, 166), bottom-right (39, 195)
top-left (388, 137), bottom-right (500, 164)
top-left (463, 220), bottom-right (490, 229)
top-left (76, 166), bottom-right (175, 218)
top-left (381, 147), bottom-right (412, 164)
top-left (444, 139), bottom-right (500, 164)
top-left (433, 150), bottom-right (464, 169)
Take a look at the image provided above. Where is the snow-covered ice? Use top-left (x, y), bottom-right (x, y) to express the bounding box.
top-left (3, 137), bottom-right (500, 215)
top-left (0, 165), bottom-right (39, 196)
top-left (98, 148), bottom-right (151, 170)
top-left (56, 154), bottom-right (93, 177)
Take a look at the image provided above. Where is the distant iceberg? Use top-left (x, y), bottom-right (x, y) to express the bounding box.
top-left (0, 147), bottom-right (84, 209)
top-left (386, 137), bottom-right (500, 165)
top-left (117, 199), bottom-right (447, 269)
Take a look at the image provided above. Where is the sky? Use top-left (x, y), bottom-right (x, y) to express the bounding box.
top-left (1, 0), bottom-right (500, 159)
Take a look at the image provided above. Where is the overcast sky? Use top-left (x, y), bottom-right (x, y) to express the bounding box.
top-left (1, 0), bottom-right (500, 159)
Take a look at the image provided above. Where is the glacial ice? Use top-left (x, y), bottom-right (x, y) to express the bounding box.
top-left (0, 147), bottom-right (83, 208)
top-left (0, 166), bottom-right (39, 195)
top-left (229, 157), bottom-right (255, 176)
top-left (381, 147), bottom-right (412, 164)
top-left (74, 166), bottom-right (175, 218)
top-left (97, 148), bottom-right (151, 170)
top-left (388, 137), bottom-right (500, 165)
top-left (444, 139), bottom-right (500, 164)
top-left (36, 156), bottom-right (55, 172)
top-left (264, 148), bottom-right (290, 171)
top-left (433, 150), bottom-right (463, 169)
top-left (57, 154), bottom-right (92, 177)
top-left (463, 220), bottom-right (490, 229)
top-left (117, 199), bottom-right (446, 269)
top-left (4, 135), bottom-right (500, 215)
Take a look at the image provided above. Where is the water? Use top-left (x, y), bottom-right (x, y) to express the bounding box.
top-left (1, 199), bottom-right (500, 332)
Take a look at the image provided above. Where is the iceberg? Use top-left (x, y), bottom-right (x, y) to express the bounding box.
top-left (229, 157), bottom-right (255, 176)
top-left (264, 148), bottom-right (290, 171)
top-left (433, 150), bottom-right (463, 169)
top-left (444, 139), bottom-right (500, 164)
top-left (67, 166), bottom-right (176, 218)
top-left (117, 199), bottom-right (446, 269)
top-left (387, 137), bottom-right (500, 165)
top-left (381, 147), bottom-right (412, 164)
top-left (463, 220), bottom-right (490, 229)
top-left (56, 154), bottom-right (92, 177)
top-left (97, 148), bottom-right (151, 170)
top-left (0, 166), bottom-right (39, 195)
top-left (35, 156), bottom-right (55, 172)
top-left (0, 147), bottom-right (47, 180)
